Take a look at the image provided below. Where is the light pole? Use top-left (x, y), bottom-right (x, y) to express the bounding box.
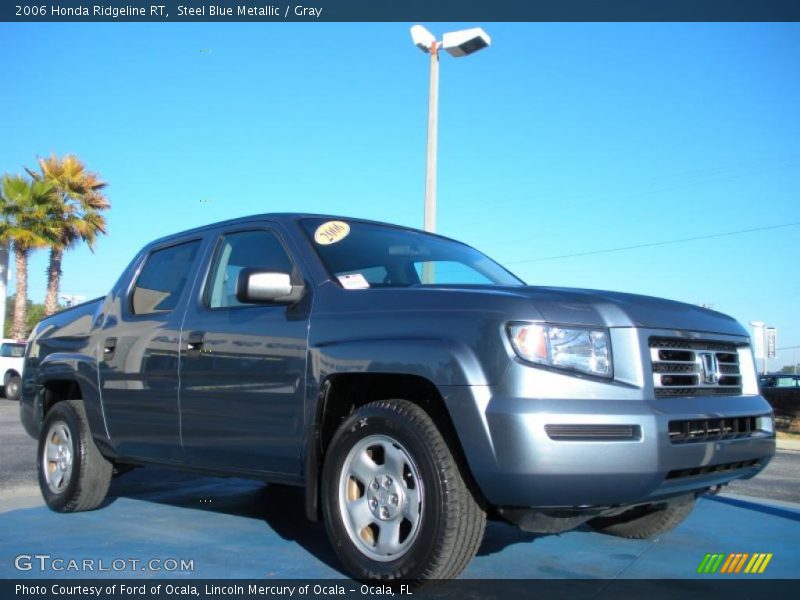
top-left (777, 345), bottom-right (800, 374)
top-left (0, 244), bottom-right (7, 339)
top-left (410, 25), bottom-right (492, 234)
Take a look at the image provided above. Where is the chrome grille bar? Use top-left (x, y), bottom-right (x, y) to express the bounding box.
top-left (650, 337), bottom-right (743, 396)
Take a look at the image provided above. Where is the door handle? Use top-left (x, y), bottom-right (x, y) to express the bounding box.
top-left (185, 331), bottom-right (205, 358)
top-left (103, 337), bottom-right (117, 360)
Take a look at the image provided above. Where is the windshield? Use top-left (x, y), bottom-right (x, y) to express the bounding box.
top-left (301, 218), bottom-right (524, 288)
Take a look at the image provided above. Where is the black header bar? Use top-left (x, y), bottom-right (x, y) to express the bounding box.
top-left (3, 1), bottom-right (800, 23)
top-left (4, 579), bottom-right (800, 599)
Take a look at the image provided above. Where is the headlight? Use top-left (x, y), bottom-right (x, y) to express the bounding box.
top-left (757, 415), bottom-right (774, 434)
top-left (507, 322), bottom-right (612, 378)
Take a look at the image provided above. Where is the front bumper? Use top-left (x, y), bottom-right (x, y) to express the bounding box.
top-left (444, 386), bottom-right (775, 509)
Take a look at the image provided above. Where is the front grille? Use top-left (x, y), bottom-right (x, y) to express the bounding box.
top-left (668, 416), bottom-right (760, 443)
top-left (650, 337), bottom-right (743, 397)
top-left (666, 459), bottom-right (761, 480)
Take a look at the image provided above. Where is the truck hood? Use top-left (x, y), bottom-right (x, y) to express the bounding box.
top-left (445, 285), bottom-right (747, 337)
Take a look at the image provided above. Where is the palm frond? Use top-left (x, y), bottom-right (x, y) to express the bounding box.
top-left (27, 153), bottom-right (110, 251)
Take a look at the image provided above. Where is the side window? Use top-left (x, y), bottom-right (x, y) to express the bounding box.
top-left (206, 230), bottom-right (294, 309)
top-left (131, 240), bottom-right (201, 315)
top-left (1, 343), bottom-right (25, 357)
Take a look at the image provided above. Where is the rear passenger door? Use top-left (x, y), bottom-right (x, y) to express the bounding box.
top-left (99, 238), bottom-right (203, 461)
top-left (178, 224), bottom-right (311, 476)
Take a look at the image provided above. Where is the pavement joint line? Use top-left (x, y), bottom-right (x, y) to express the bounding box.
top-left (604, 536), bottom-right (661, 582)
top-left (580, 533), bottom-right (662, 597)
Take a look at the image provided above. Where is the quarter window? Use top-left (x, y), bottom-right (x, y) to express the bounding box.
top-left (131, 241), bottom-right (201, 315)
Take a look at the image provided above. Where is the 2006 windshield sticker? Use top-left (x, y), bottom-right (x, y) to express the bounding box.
top-left (314, 221), bottom-right (350, 245)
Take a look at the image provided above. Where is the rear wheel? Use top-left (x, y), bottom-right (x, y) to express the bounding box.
top-left (587, 495), bottom-right (695, 539)
top-left (321, 399), bottom-right (485, 581)
top-left (4, 374), bottom-right (21, 401)
top-left (37, 400), bottom-right (113, 512)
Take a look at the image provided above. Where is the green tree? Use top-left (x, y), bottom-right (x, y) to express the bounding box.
top-left (3, 295), bottom-right (49, 338)
top-left (27, 154), bottom-right (110, 316)
top-left (0, 175), bottom-right (57, 338)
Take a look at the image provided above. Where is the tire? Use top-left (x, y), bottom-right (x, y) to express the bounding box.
top-left (4, 374), bottom-right (21, 401)
top-left (587, 495), bottom-right (695, 539)
top-left (37, 400), bottom-right (113, 512)
top-left (321, 399), bottom-right (486, 581)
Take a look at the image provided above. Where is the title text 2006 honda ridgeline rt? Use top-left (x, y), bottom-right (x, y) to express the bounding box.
top-left (20, 215), bottom-right (775, 580)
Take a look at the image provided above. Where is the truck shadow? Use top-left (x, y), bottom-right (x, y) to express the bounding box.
top-left (706, 494), bottom-right (800, 522)
top-left (106, 468), bottom-right (345, 574)
top-left (105, 468), bottom-right (543, 568)
top-left (477, 521), bottom-right (541, 556)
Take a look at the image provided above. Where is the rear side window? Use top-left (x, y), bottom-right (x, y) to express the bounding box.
top-left (0, 343), bottom-right (25, 357)
top-left (131, 240), bottom-right (201, 315)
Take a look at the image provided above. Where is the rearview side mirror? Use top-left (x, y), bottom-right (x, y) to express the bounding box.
top-left (235, 269), bottom-right (304, 305)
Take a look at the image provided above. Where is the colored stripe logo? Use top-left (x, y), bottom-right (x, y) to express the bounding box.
top-left (697, 553), bottom-right (773, 574)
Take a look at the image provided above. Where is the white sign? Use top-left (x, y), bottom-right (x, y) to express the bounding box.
top-left (766, 327), bottom-right (777, 359)
top-left (751, 321), bottom-right (765, 359)
top-left (337, 273), bottom-right (370, 290)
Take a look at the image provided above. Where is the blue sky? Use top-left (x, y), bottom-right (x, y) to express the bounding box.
top-left (2, 22), bottom-right (798, 368)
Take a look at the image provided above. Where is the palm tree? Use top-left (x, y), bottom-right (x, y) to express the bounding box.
top-left (0, 175), bottom-right (57, 338)
top-left (28, 154), bottom-right (110, 315)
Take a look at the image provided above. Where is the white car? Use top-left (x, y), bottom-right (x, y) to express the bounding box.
top-left (1, 339), bottom-right (26, 400)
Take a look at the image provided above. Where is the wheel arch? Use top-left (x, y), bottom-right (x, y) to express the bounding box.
top-left (3, 368), bottom-right (21, 384)
top-left (304, 372), bottom-right (485, 521)
top-left (23, 376), bottom-right (87, 438)
top-left (41, 379), bottom-right (84, 413)
top-left (31, 351), bottom-right (108, 443)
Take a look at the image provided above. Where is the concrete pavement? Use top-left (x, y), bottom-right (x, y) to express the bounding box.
top-left (0, 467), bottom-right (798, 580)
top-left (2, 401), bottom-right (799, 581)
top-left (776, 436), bottom-right (800, 452)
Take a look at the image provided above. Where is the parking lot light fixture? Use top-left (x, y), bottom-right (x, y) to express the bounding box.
top-left (409, 25), bottom-right (491, 236)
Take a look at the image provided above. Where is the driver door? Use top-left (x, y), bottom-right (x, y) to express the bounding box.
top-left (178, 225), bottom-right (311, 475)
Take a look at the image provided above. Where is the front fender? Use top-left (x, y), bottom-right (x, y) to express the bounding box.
top-left (311, 337), bottom-right (493, 386)
top-left (302, 338), bottom-right (500, 520)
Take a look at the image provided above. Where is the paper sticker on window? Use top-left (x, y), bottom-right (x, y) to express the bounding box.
top-left (338, 273), bottom-right (370, 290)
top-left (314, 221), bottom-right (350, 245)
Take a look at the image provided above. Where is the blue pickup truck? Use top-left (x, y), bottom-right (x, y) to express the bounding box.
top-left (20, 214), bottom-right (775, 581)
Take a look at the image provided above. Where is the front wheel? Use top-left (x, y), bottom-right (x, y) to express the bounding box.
top-left (321, 400), bottom-right (486, 581)
top-left (587, 495), bottom-right (696, 539)
top-left (37, 400), bottom-right (113, 512)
